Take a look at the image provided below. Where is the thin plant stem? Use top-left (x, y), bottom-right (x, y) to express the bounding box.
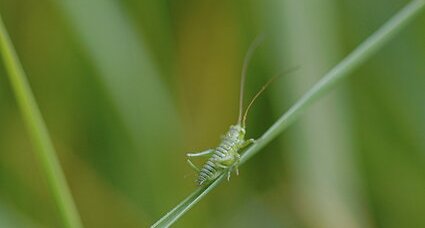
top-left (151, 1), bottom-right (425, 227)
top-left (0, 15), bottom-right (83, 228)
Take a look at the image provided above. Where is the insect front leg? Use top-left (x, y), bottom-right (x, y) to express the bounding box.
top-left (187, 149), bottom-right (214, 157)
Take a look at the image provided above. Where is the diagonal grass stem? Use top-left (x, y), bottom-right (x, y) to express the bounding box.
top-left (0, 14), bottom-right (83, 228)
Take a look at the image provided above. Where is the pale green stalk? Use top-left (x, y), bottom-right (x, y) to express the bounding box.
top-left (0, 15), bottom-right (83, 228)
top-left (151, 1), bottom-right (425, 227)
top-left (277, 0), bottom-right (368, 227)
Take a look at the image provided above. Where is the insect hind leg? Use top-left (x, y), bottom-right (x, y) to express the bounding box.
top-left (186, 159), bottom-right (200, 172)
top-left (187, 149), bottom-right (214, 157)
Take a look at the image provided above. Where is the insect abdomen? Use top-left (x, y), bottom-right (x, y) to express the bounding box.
top-left (196, 139), bottom-right (237, 185)
top-left (197, 159), bottom-right (218, 185)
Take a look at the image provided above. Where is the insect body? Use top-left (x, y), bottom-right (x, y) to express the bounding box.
top-left (186, 35), bottom-right (276, 186)
top-left (187, 125), bottom-right (254, 185)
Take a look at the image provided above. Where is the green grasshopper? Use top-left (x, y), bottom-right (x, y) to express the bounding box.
top-left (186, 36), bottom-right (289, 185)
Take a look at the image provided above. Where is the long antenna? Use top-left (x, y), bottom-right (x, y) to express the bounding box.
top-left (242, 66), bottom-right (299, 128)
top-left (237, 34), bottom-right (265, 125)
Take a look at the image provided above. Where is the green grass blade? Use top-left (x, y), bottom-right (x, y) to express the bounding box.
top-left (54, 0), bottom-right (181, 214)
top-left (151, 1), bottom-right (425, 227)
top-left (0, 15), bottom-right (83, 228)
top-left (151, 175), bottom-right (225, 228)
top-left (276, 0), bottom-right (368, 226)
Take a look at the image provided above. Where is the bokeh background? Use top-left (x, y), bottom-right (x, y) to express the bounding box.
top-left (1, 0), bottom-right (425, 227)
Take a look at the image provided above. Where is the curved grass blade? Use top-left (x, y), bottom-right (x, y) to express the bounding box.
top-left (151, 1), bottom-right (425, 227)
top-left (0, 15), bottom-right (83, 228)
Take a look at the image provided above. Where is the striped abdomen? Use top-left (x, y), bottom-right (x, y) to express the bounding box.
top-left (197, 139), bottom-right (239, 185)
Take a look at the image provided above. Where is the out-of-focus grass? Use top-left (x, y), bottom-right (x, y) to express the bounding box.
top-left (343, 1), bottom-right (425, 227)
top-left (54, 0), bottom-right (181, 217)
top-left (272, 0), bottom-right (369, 227)
top-left (0, 13), bottom-right (82, 228)
top-left (0, 202), bottom-right (39, 228)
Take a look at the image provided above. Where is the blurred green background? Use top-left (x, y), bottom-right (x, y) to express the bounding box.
top-left (0, 0), bottom-right (424, 227)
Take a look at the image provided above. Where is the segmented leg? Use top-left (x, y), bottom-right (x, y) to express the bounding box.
top-left (187, 149), bottom-right (214, 157)
top-left (226, 161), bottom-right (240, 180)
top-left (226, 166), bottom-right (237, 181)
top-left (231, 139), bottom-right (253, 176)
top-left (186, 159), bottom-right (200, 172)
